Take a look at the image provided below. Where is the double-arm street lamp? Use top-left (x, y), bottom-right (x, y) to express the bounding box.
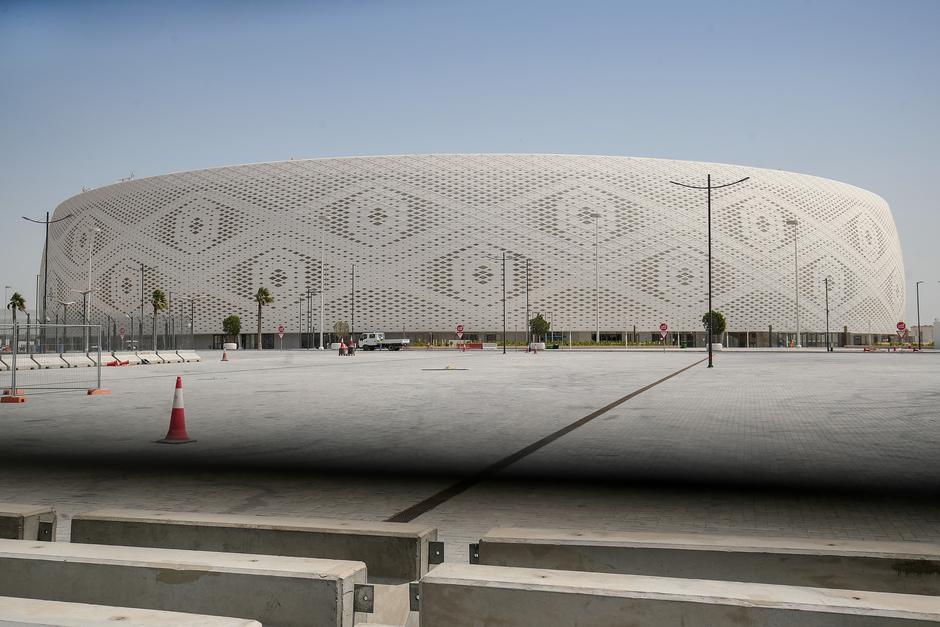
top-left (669, 174), bottom-right (749, 368)
top-left (22, 212), bottom-right (73, 345)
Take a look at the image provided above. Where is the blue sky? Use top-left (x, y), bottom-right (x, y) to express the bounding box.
top-left (1, 0), bottom-right (938, 324)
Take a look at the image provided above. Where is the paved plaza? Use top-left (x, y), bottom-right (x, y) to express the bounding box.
top-left (1, 348), bottom-right (938, 561)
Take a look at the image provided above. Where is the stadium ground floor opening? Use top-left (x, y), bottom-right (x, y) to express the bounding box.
top-left (189, 328), bottom-right (912, 351)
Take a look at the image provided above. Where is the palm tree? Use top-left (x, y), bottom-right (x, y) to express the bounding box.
top-left (150, 289), bottom-right (168, 350)
top-left (254, 287), bottom-right (275, 350)
top-left (6, 292), bottom-right (26, 324)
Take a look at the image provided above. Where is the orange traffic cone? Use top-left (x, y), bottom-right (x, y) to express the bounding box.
top-left (156, 377), bottom-right (196, 444)
top-left (221, 350), bottom-right (229, 362)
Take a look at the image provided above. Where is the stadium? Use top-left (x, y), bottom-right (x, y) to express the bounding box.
top-left (40, 154), bottom-right (905, 349)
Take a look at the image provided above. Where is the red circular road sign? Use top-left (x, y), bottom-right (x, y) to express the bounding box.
top-left (277, 324), bottom-right (285, 339)
top-left (118, 326), bottom-right (126, 339)
top-left (659, 322), bottom-right (668, 332)
top-left (456, 324), bottom-right (464, 333)
top-left (897, 321), bottom-right (906, 331)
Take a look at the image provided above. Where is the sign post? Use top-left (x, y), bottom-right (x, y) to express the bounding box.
top-left (659, 323), bottom-right (668, 351)
top-left (278, 324), bottom-right (285, 350)
top-left (456, 324), bottom-right (464, 339)
top-left (119, 326), bottom-right (126, 349)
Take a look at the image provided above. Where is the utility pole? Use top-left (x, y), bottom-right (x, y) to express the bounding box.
top-left (669, 174), bottom-right (749, 368)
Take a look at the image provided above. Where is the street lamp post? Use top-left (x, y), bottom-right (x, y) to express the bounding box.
top-left (502, 251), bottom-right (506, 354)
top-left (58, 300), bottom-right (75, 352)
top-left (319, 220), bottom-right (325, 350)
top-left (70, 288), bottom-right (97, 353)
top-left (589, 213), bottom-right (600, 343)
top-left (350, 264), bottom-right (355, 341)
top-left (525, 258), bottom-right (530, 345)
top-left (915, 280), bottom-right (924, 350)
top-left (23, 211), bottom-right (73, 349)
top-left (669, 174), bottom-right (750, 367)
top-left (785, 219), bottom-right (801, 347)
top-left (824, 276), bottom-right (831, 352)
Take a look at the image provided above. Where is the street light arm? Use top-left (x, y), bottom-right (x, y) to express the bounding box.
top-left (22, 214), bottom-right (73, 224)
top-left (669, 177), bottom-right (749, 190)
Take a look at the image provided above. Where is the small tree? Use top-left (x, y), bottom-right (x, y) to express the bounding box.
top-left (6, 292), bottom-right (26, 324)
top-left (529, 313), bottom-right (550, 342)
top-left (150, 289), bottom-right (167, 350)
top-left (333, 320), bottom-right (350, 341)
top-left (222, 315), bottom-right (241, 344)
top-left (254, 287), bottom-right (275, 350)
top-left (701, 310), bottom-right (727, 343)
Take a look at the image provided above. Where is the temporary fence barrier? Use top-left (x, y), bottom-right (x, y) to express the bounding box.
top-left (0, 323), bottom-right (104, 397)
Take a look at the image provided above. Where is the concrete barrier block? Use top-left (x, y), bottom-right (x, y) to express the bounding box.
top-left (30, 355), bottom-right (67, 369)
top-left (0, 538), bottom-right (366, 627)
top-left (476, 527), bottom-right (940, 596)
top-left (419, 563), bottom-right (940, 626)
top-left (0, 595), bottom-right (261, 626)
top-left (60, 354), bottom-right (93, 368)
top-left (0, 504), bottom-right (55, 541)
top-left (71, 509), bottom-right (439, 583)
top-left (136, 351), bottom-right (164, 364)
top-left (157, 351), bottom-right (183, 363)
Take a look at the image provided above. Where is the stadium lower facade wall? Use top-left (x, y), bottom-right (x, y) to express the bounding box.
top-left (41, 154), bottom-right (905, 347)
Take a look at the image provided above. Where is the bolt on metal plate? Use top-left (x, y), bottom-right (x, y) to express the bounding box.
top-left (409, 581), bottom-right (420, 611)
top-left (469, 543), bottom-right (480, 564)
top-left (353, 584), bottom-right (374, 613)
top-left (38, 521), bottom-right (54, 542)
top-left (429, 541), bottom-right (445, 564)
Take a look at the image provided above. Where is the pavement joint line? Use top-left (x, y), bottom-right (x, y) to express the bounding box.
top-left (385, 357), bottom-right (708, 523)
top-left (94, 352), bottom-right (460, 382)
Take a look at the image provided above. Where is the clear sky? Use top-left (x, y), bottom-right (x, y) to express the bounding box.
top-left (1, 0), bottom-right (938, 325)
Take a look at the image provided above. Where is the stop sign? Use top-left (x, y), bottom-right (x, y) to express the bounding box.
top-left (659, 323), bottom-right (668, 332)
top-left (277, 324), bottom-right (285, 339)
top-left (896, 321), bottom-right (906, 331)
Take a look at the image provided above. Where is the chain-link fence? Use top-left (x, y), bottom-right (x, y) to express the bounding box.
top-left (0, 323), bottom-right (103, 394)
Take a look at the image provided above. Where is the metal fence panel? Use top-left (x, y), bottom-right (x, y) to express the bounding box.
top-left (0, 324), bottom-right (102, 394)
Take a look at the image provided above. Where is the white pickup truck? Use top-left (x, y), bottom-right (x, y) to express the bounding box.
top-left (356, 332), bottom-right (411, 351)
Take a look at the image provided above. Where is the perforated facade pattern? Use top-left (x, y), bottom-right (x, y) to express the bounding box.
top-left (42, 155), bottom-right (905, 337)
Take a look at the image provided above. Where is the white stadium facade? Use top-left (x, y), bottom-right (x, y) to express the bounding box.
top-left (41, 154), bottom-right (905, 349)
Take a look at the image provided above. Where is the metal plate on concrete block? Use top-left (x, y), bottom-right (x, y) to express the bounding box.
top-left (469, 543), bottom-right (480, 564)
top-left (355, 584), bottom-right (375, 613)
top-left (429, 541), bottom-right (445, 564)
top-left (409, 582), bottom-right (420, 611)
top-left (37, 521), bottom-right (54, 542)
